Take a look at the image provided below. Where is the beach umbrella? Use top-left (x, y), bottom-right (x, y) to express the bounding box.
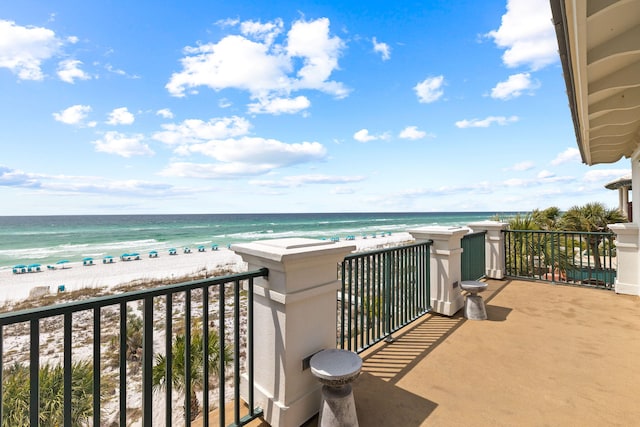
top-left (56, 260), bottom-right (70, 269)
top-left (13, 264), bottom-right (27, 274)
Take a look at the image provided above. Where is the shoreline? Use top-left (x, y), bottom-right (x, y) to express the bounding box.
top-left (0, 233), bottom-right (415, 306)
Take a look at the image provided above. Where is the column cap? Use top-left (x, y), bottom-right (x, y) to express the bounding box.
top-left (232, 238), bottom-right (356, 263)
top-left (408, 226), bottom-right (469, 240)
top-left (467, 220), bottom-right (508, 231)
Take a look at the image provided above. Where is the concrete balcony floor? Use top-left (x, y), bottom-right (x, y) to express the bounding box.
top-left (349, 278), bottom-right (640, 426)
top-left (204, 278), bottom-right (640, 426)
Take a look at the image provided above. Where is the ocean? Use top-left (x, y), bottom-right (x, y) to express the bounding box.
top-left (0, 212), bottom-right (509, 270)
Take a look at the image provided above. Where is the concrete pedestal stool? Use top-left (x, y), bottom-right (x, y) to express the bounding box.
top-left (460, 280), bottom-right (489, 320)
top-left (310, 349), bottom-right (362, 427)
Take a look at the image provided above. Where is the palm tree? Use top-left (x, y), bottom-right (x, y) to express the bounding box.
top-left (532, 207), bottom-right (561, 230)
top-left (2, 360), bottom-right (96, 426)
top-left (152, 328), bottom-right (233, 421)
top-left (559, 202), bottom-right (626, 269)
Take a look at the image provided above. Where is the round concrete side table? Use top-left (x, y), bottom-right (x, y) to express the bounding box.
top-left (310, 349), bottom-right (362, 427)
top-left (460, 280), bottom-right (489, 320)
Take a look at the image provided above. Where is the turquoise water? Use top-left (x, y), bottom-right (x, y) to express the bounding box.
top-left (0, 212), bottom-right (509, 270)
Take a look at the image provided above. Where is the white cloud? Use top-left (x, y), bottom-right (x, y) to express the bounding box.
top-left (414, 76), bottom-right (444, 103)
top-left (156, 108), bottom-right (174, 119)
top-left (0, 19), bottom-right (63, 80)
top-left (240, 19), bottom-right (284, 45)
top-left (353, 129), bottom-right (390, 142)
top-left (160, 162), bottom-right (273, 178)
top-left (398, 126), bottom-right (430, 140)
top-left (486, 0), bottom-right (557, 70)
top-left (247, 95), bottom-right (311, 115)
top-left (166, 17), bottom-right (347, 114)
top-left (286, 18), bottom-right (347, 95)
top-left (153, 116), bottom-right (251, 145)
top-left (57, 59), bottom-right (90, 83)
top-left (250, 174), bottom-right (365, 188)
top-left (583, 169), bottom-right (632, 183)
top-left (455, 115), bottom-right (519, 128)
top-left (0, 165), bottom-right (41, 188)
top-left (372, 37), bottom-right (390, 60)
top-left (550, 147), bottom-right (581, 165)
top-left (537, 170), bottom-right (555, 178)
top-left (0, 165), bottom-right (189, 197)
top-left (107, 107), bottom-right (135, 125)
top-left (53, 104), bottom-right (92, 126)
top-left (92, 131), bottom-right (154, 158)
top-left (491, 73), bottom-right (539, 100)
top-left (503, 178), bottom-right (529, 187)
top-left (181, 137), bottom-right (326, 165)
top-left (505, 161), bottom-right (535, 171)
top-left (160, 134), bottom-right (327, 178)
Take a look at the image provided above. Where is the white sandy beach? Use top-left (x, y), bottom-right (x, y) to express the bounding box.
top-left (0, 233), bottom-right (415, 306)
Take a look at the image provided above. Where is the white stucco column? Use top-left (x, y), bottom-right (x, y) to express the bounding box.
top-left (408, 226), bottom-right (467, 316)
top-left (232, 238), bottom-right (356, 427)
top-left (619, 187), bottom-right (628, 217)
top-left (467, 221), bottom-right (508, 279)
top-left (608, 223), bottom-right (640, 296)
top-left (632, 156), bottom-right (640, 223)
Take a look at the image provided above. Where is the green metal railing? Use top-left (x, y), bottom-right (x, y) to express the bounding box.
top-left (504, 230), bottom-right (616, 289)
top-left (461, 231), bottom-right (486, 281)
top-left (338, 241), bottom-right (432, 353)
top-left (0, 268), bottom-right (268, 427)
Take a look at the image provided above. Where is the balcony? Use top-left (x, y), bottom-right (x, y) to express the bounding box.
top-left (1, 225), bottom-right (638, 426)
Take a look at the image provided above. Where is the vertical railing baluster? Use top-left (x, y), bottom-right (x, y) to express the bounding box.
top-left (234, 280), bottom-right (241, 426)
top-left (142, 296), bottom-right (153, 427)
top-left (353, 258), bottom-right (363, 351)
top-left (339, 261), bottom-right (346, 349)
top-left (248, 276), bottom-right (256, 416)
top-left (166, 294), bottom-right (173, 427)
top-left (203, 285), bottom-right (210, 427)
top-left (119, 302), bottom-right (127, 427)
top-left (218, 284), bottom-right (225, 427)
top-left (365, 255), bottom-right (371, 347)
top-left (372, 253), bottom-right (378, 344)
top-left (93, 307), bottom-right (101, 427)
top-left (347, 259), bottom-right (353, 351)
top-left (384, 252), bottom-right (391, 338)
top-left (30, 319), bottom-right (39, 427)
top-left (184, 291), bottom-right (192, 425)
top-left (0, 326), bottom-right (3, 424)
top-left (64, 313), bottom-right (72, 427)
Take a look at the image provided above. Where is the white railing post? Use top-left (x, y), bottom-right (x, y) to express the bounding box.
top-left (408, 226), bottom-right (467, 316)
top-left (607, 223), bottom-right (640, 295)
top-left (468, 221), bottom-right (508, 279)
top-left (232, 238), bottom-right (356, 427)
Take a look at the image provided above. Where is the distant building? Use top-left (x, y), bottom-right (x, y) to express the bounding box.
top-left (605, 175), bottom-right (632, 220)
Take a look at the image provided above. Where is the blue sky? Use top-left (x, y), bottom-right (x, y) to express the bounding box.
top-left (0, 0), bottom-right (630, 215)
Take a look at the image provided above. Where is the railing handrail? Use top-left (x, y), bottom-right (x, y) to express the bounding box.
top-left (505, 229), bottom-right (614, 237)
top-left (0, 268), bottom-right (268, 325)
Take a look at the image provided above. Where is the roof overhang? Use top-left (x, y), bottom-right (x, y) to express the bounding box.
top-left (605, 174), bottom-right (632, 190)
top-left (550, 0), bottom-right (640, 165)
